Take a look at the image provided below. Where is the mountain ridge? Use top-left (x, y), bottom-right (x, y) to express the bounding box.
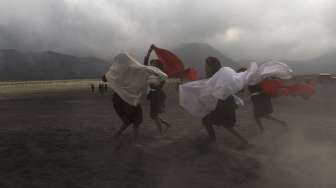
top-left (0, 49), bottom-right (111, 81)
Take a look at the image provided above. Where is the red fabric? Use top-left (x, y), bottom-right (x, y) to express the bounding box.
top-left (153, 45), bottom-right (198, 80)
top-left (260, 79), bottom-right (289, 97)
top-left (260, 79), bottom-right (315, 99)
top-left (169, 68), bottom-right (198, 80)
top-left (288, 83), bottom-right (315, 99)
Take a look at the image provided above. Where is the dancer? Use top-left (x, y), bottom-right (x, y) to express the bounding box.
top-left (238, 68), bottom-right (287, 131)
top-left (201, 57), bottom-right (248, 144)
top-left (145, 58), bottom-right (171, 135)
top-left (103, 53), bottom-right (167, 140)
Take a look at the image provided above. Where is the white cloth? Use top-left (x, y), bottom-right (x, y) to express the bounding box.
top-left (179, 61), bottom-right (292, 117)
top-left (248, 60), bottom-right (293, 85)
top-left (233, 95), bottom-right (245, 107)
top-left (105, 53), bottom-right (167, 106)
top-left (179, 64), bottom-right (257, 117)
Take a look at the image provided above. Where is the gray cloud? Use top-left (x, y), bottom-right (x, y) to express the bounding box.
top-left (0, 0), bottom-right (335, 61)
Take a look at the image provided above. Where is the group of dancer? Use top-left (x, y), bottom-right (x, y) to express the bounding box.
top-left (101, 44), bottom-right (311, 146)
top-left (188, 57), bottom-right (288, 145)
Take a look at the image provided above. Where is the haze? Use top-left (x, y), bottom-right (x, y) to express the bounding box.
top-left (0, 0), bottom-right (335, 61)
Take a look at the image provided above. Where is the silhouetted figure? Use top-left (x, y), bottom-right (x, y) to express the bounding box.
top-left (99, 83), bottom-right (104, 95)
top-left (104, 84), bottom-right (108, 92)
top-left (90, 84), bottom-right (95, 94)
top-left (202, 57), bottom-right (248, 145)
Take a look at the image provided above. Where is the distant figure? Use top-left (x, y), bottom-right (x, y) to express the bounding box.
top-left (146, 59), bottom-right (171, 135)
top-left (202, 57), bottom-right (248, 145)
top-left (90, 84), bottom-right (95, 94)
top-left (104, 84), bottom-right (108, 92)
top-left (99, 83), bottom-right (104, 95)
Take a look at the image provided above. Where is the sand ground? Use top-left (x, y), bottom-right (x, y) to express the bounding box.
top-left (0, 81), bottom-right (335, 188)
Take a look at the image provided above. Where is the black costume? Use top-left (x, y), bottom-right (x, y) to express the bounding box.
top-left (202, 95), bottom-right (237, 128)
top-left (147, 88), bottom-right (166, 119)
top-left (112, 93), bottom-right (143, 125)
top-left (248, 84), bottom-right (273, 117)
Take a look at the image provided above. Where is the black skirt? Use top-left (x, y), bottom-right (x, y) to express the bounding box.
top-left (202, 96), bottom-right (237, 128)
top-left (248, 84), bottom-right (273, 117)
top-left (112, 93), bottom-right (143, 125)
top-left (147, 89), bottom-right (166, 119)
top-left (251, 93), bottom-right (273, 117)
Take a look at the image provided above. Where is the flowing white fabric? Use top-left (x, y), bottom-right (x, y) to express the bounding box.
top-left (248, 60), bottom-right (293, 85)
top-left (105, 53), bottom-right (167, 106)
top-left (233, 95), bottom-right (245, 107)
top-left (179, 61), bottom-right (292, 117)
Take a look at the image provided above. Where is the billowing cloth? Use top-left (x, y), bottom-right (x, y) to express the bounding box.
top-left (289, 83), bottom-right (315, 99)
top-left (248, 60), bottom-right (293, 85)
top-left (260, 79), bottom-right (290, 97)
top-left (169, 68), bottom-right (198, 80)
top-left (153, 45), bottom-right (198, 80)
top-left (179, 63), bottom-right (258, 117)
top-left (233, 95), bottom-right (245, 107)
top-left (260, 79), bottom-right (315, 99)
top-left (105, 53), bottom-right (167, 106)
top-left (179, 61), bottom-right (293, 117)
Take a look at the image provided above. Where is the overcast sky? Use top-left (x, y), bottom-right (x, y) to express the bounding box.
top-left (0, 0), bottom-right (335, 61)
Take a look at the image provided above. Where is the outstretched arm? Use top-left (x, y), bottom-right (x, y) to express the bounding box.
top-left (143, 65), bottom-right (168, 81)
top-left (144, 44), bottom-right (155, 65)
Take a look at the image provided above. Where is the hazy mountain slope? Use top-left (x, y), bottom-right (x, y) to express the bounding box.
top-left (0, 49), bottom-right (111, 81)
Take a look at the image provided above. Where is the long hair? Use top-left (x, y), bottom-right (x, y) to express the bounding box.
top-left (237, 67), bottom-right (247, 73)
top-left (205, 57), bottom-right (221, 78)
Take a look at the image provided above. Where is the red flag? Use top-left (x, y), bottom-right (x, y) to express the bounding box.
top-left (169, 68), bottom-right (198, 80)
top-left (152, 45), bottom-right (198, 80)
